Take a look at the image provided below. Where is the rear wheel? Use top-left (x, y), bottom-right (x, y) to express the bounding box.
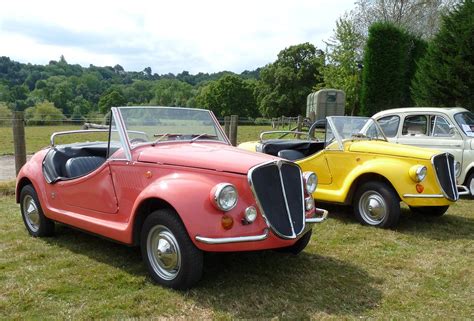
top-left (20, 185), bottom-right (55, 237)
top-left (277, 230), bottom-right (312, 255)
top-left (140, 209), bottom-right (203, 290)
top-left (409, 205), bottom-right (449, 217)
top-left (354, 181), bottom-right (400, 228)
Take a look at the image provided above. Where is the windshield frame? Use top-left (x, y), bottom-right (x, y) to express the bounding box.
top-left (109, 106), bottom-right (231, 161)
top-left (117, 106), bottom-right (229, 142)
top-left (326, 116), bottom-right (388, 150)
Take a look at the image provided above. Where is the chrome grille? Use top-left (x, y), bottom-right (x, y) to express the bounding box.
top-left (248, 160), bottom-right (305, 239)
top-left (432, 153), bottom-right (458, 201)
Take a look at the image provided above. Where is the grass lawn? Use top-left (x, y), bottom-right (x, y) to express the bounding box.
top-left (1, 193), bottom-right (472, 319)
top-left (0, 124), bottom-right (272, 155)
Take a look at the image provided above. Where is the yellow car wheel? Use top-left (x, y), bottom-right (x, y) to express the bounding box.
top-left (353, 181), bottom-right (400, 228)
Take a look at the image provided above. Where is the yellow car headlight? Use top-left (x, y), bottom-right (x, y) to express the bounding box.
top-left (409, 165), bottom-right (427, 182)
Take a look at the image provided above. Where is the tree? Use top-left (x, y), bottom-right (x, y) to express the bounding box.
top-left (322, 17), bottom-right (365, 115)
top-left (351, 0), bottom-right (459, 39)
top-left (360, 23), bottom-right (410, 116)
top-left (98, 90), bottom-right (126, 114)
top-left (151, 79), bottom-right (195, 107)
top-left (257, 43), bottom-right (324, 117)
top-left (411, 0), bottom-right (473, 110)
top-left (195, 74), bottom-right (258, 117)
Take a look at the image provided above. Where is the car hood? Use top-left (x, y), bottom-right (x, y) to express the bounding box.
top-left (137, 142), bottom-right (278, 174)
top-left (348, 140), bottom-right (439, 160)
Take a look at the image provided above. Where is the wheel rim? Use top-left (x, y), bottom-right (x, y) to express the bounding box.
top-left (358, 190), bottom-right (387, 225)
top-left (22, 195), bottom-right (40, 232)
top-left (147, 225), bottom-right (181, 281)
top-left (469, 177), bottom-right (474, 196)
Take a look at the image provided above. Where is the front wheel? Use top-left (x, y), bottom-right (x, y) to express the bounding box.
top-left (353, 181), bottom-right (400, 228)
top-left (466, 172), bottom-right (474, 198)
top-left (276, 230), bottom-right (312, 255)
top-left (20, 184), bottom-right (55, 237)
top-left (409, 205), bottom-right (449, 217)
top-left (140, 209), bottom-right (203, 290)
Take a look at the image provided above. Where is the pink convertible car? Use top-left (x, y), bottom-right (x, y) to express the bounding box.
top-left (16, 106), bottom-right (327, 289)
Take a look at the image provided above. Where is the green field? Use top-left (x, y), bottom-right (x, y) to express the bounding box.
top-left (0, 193), bottom-right (472, 319)
top-left (0, 124), bottom-right (272, 155)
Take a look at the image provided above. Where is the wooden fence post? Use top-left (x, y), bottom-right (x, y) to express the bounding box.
top-left (229, 115), bottom-right (238, 146)
top-left (297, 115), bottom-right (303, 139)
top-left (224, 116), bottom-right (230, 138)
top-left (12, 111), bottom-right (27, 175)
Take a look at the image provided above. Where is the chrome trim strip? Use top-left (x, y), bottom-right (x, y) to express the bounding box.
top-left (277, 160), bottom-right (297, 239)
top-left (403, 194), bottom-right (445, 198)
top-left (195, 229), bottom-right (269, 244)
top-left (259, 130), bottom-right (311, 141)
top-left (50, 130), bottom-right (109, 147)
top-left (305, 208), bottom-right (328, 223)
top-left (457, 185), bottom-right (470, 196)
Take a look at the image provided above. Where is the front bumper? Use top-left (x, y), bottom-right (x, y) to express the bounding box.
top-left (403, 184), bottom-right (469, 198)
top-left (195, 208), bottom-right (328, 245)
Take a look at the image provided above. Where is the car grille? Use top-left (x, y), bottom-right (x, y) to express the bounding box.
top-left (432, 153), bottom-right (458, 201)
top-left (248, 160), bottom-right (305, 239)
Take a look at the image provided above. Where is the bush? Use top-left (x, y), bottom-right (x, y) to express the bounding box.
top-left (24, 101), bottom-right (66, 125)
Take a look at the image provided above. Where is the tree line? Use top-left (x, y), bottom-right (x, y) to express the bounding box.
top-left (0, 0), bottom-right (471, 124)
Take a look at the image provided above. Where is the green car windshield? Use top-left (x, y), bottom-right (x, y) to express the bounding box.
top-left (116, 106), bottom-right (228, 145)
top-left (326, 116), bottom-right (387, 146)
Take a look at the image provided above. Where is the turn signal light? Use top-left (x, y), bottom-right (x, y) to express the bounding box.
top-left (221, 214), bottom-right (234, 230)
top-left (416, 184), bottom-right (424, 193)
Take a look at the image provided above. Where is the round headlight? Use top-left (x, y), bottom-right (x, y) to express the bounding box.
top-left (303, 172), bottom-right (318, 194)
top-left (454, 161), bottom-right (461, 177)
top-left (244, 206), bottom-right (258, 223)
top-left (409, 165), bottom-right (427, 182)
top-left (213, 183), bottom-right (238, 211)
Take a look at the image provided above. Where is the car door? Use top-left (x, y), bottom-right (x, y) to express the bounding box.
top-left (395, 113), bottom-right (464, 165)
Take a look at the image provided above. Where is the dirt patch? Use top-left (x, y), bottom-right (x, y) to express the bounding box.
top-left (0, 155), bottom-right (32, 181)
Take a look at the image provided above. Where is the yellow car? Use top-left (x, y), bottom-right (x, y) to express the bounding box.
top-left (239, 116), bottom-right (461, 228)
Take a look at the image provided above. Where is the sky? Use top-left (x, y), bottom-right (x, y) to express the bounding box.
top-left (0, 0), bottom-right (356, 75)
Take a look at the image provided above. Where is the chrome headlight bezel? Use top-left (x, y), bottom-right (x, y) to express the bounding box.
top-left (303, 172), bottom-right (318, 194)
top-left (454, 161), bottom-right (461, 177)
top-left (244, 206), bottom-right (258, 223)
top-left (212, 183), bottom-right (238, 211)
top-left (409, 165), bottom-right (427, 182)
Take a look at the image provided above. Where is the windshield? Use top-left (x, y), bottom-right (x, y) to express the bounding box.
top-left (454, 111), bottom-right (474, 137)
top-left (326, 116), bottom-right (386, 147)
top-left (116, 106), bottom-right (228, 145)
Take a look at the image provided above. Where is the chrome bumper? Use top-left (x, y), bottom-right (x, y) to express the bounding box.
top-left (457, 185), bottom-right (470, 196)
top-left (404, 184), bottom-right (470, 198)
top-left (195, 207), bottom-right (328, 245)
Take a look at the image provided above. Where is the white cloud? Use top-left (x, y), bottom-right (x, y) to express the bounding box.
top-left (0, 0), bottom-right (355, 74)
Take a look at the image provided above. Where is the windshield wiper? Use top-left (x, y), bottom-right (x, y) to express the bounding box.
top-left (190, 133), bottom-right (217, 143)
top-left (152, 133), bottom-right (182, 145)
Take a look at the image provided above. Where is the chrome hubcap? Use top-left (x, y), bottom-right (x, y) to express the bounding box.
top-left (469, 177), bottom-right (474, 196)
top-left (359, 191), bottom-right (387, 225)
top-left (22, 195), bottom-right (40, 232)
top-left (147, 225), bottom-right (181, 281)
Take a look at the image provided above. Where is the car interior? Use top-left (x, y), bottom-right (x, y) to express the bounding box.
top-left (260, 140), bottom-right (326, 160)
top-left (42, 142), bottom-right (119, 183)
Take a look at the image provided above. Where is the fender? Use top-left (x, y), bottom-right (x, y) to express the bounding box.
top-left (16, 150), bottom-right (49, 206)
top-left (126, 170), bottom-right (268, 248)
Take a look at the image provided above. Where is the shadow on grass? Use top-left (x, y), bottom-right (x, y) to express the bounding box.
top-left (395, 208), bottom-right (474, 240)
top-left (45, 225), bottom-right (382, 318)
top-left (320, 203), bottom-right (474, 241)
top-left (193, 251), bottom-right (382, 318)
